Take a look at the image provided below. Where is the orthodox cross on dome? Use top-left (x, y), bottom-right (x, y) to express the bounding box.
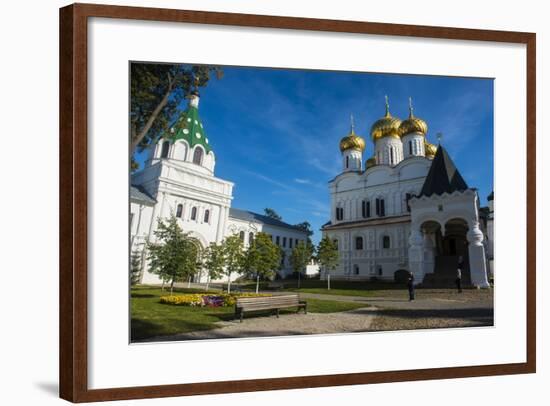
top-left (408, 96), bottom-right (415, 118)
top-left (350, 113), bottom-right (355, 133)
top-left (193, 74), bottom-right (200, 92)
top-left (436, 132), bottom-right (443, 144)
top-left (384, 95), bottom-right (390, 116)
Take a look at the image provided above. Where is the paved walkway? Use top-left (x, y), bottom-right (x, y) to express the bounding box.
top-left (296, 291), bottom-right (493, 311)
top-left (141, 308), bottom-right (376, 342)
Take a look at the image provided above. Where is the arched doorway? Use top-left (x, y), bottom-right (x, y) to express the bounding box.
top-left (418, 218), bottom-right (471, 287)
top-left (441, 218), bottom-right (471, 285)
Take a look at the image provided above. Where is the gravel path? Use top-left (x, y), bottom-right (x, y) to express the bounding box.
top-left (141, 308), bottom-right (376, 342)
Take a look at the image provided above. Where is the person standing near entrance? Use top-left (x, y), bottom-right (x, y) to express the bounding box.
top-left (456, 261), bottom-right (463, 293)
top-left (407, 271), bottom-right (415, 301)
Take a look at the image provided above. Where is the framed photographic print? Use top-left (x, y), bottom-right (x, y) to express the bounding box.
top-left (59, 3), bottom-right (536, 402)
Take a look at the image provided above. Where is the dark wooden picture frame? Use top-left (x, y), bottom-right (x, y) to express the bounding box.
top-left (59, 3), bottom-right (536, 402)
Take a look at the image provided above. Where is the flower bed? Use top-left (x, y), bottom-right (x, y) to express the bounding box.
top-left (159, 292), bottom-right (270, 307)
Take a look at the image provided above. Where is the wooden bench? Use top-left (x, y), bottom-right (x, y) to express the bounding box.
top-left (235, 294), bottom-right (307, 322)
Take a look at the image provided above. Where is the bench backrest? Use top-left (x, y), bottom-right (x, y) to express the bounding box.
top-left (236, 294), bottom-right (300, 308)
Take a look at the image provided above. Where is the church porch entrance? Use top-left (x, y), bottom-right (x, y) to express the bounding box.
top-left (421, 218), bottom-right (471, 287)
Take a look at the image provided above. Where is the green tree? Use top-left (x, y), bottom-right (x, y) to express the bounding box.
top-left (245, 232), bottom-right (281, 293)
top-left (221, 235), bottom-right (245, 294)
top-left (263, 208), bottom-right (282, 221)
top-left (316, 237), bottom-right (339, 290)
top-left (294, 221), bottom-right (313, 237)
top-left (130, 63), bottom-right (222, 153)
top-left (290, 240), bottom-right (314, 288)
top-left (202, 242), bottom-right (225, 291)
top-left (146, 215), bottom-right (200, 295)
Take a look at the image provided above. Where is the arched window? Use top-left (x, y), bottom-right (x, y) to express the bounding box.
top-left (355, 236), bottom-right (363, 250)
top-left (239, 231), bottom-right (245, 242)
top-left (160, 141), bottom-right (170, 158)
top-left (176, 204), bottom-right (183, 218)
top-left (249, 232), bottom-right (254, 245)
top-left (382, 235), bottom-right (391, 249)
top-left (361, 200), bottom-right (370, 218)
top-left (193, 147), bottom-right (203, 165)
top-left (190, 207), bottom-right (197, 221)
top-left (203, 209), bottom-right (210, 223)
top-left (353, 265), bottom-right (360, 275)
top-left (336, 207), bottom-right (344, 221)
top-left (345, 155), bottom-right (349, 169)
top-left (389, 148), bottom-right (394, 165)
top-left (409, 140), bottom-right (413, 156)
top-left (376, 198), bottom-right (385, 217)
top-left (333, 239), bottom-right (339, 250)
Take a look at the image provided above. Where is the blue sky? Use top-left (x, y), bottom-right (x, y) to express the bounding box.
top-left (136, 66), bottom-right (494, 244)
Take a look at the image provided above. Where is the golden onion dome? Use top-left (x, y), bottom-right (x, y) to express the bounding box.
top-left (370, 96), bottom-right (402, 142)
top-left (399, 97), bottom-right (428, 137)
top-left (366, 156), bottom-right (376, 168)
top-left (425, 140), bottom-right (437, 158)
top-left (339, 115), bottom-right (366, 152)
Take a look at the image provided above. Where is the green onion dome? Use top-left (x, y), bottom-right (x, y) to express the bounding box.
top-left (166, 92), bottom-right (212, 153)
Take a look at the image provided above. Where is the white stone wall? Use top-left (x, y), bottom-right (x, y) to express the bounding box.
top-left (130, 201), bottom-right (155, 283)
top-left (330, 158), bottom-right (431, 225)
top-left (146, 139), bottom-right (216, 175)
top-left (133, 147), bottom-right (234, 285)
top-left (342, 149), bottom-right (362, 172)
top-left (132, 141), bottom-right (309, 285)
top-left (402, 133), bottom-right (426, 158)
top-left (375, 136), bottom-right (404, 166)
top-left (325, 155), bottom-right (433, 281)
top-left (408, 189), bottom-right (490, 288)
top-left (323, 221), bottom-right (411, 281)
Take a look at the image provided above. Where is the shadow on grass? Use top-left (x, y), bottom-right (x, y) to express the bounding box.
top-left (352, 307), bottom-right (494, 325)
top-left (130, 293), bottom-right (156, 298)
top-left (131, 318), bottom-right (221, 342)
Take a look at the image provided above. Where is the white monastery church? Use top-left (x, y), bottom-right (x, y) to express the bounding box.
top-left (322, 97), bottom-right (493, 288)
top-left (130, 88), bottom-right (310, 284)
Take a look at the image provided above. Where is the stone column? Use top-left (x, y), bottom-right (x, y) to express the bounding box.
top-left (423, 232), bottom-right (435, 276)
top-left (408, 227), bottom-right (424, 285)
top-left (467, 221), bottom-right (490, 288)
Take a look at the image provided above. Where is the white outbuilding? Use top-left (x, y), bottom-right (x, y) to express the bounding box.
top-left (130, 88), bottom-right (309, 284)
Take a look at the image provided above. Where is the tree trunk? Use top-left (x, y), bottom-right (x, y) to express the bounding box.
top-left (130, 74), bottom-right (174, 152)
top-left (256, 274), bottom-right (260, 294)
top-left (187, 275), bottom-right (191, 289)
top-left (227, 272), bottom-right (232, 294)
top-left (170, 278), bottom-right (175, 296)
top-left (206, 276), bottom-right (210, 292)
top-left (327, 273), bottom-right (331, 290)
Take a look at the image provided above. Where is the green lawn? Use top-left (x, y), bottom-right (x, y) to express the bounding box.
top-left (131, 285), bottom-right (367, 341)
top-left (239, 279), bottom-right (404, 297)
